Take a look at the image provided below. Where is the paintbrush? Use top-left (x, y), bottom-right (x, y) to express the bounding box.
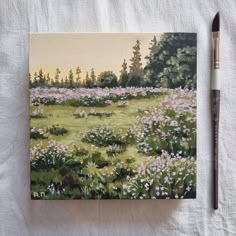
top-left (212, 12), bottom-right (220, 210)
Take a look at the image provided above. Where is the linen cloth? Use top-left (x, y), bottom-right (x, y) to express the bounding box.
top-left (0, 0), bottom-right (236, 235)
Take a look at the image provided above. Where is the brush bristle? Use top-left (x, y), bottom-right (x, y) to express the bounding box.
top-left (212, 12), bottom-right (220, 32)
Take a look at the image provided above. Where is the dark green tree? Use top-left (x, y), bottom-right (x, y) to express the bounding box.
top-left (33, 72), bottom-right (38, 86)
top-left (84, 72), bottom-right (93, 88)
top-left (64, 76), bottom-right (69, 88)
top-left (60, 78), bottom-right (64, 87)
top-left (90, 68), bottom-right (96, 87)
top-left (46, 73), bottom-right (51, 87)
top-left (97, 71), bottom-right (118, 88)
top-left (144, 36), bottom-right (159, 86)
top-left (129, 40), bottom-right (142, 73)
top-left (160, 46), bottom-right (197, 89)
top-left (119, 59), bottom-right (128, 87)
top-left (54, 68), bottom-right (61, 87)
top-left (38, 69), bottom-right (46, 86)
top-left (75, 66), bottom-right (82, 87)
top-left (128, 40), bottom-right (144, 87)
top-left (50, 78), bottom-right (55, 87)
top-left (145, 33), bottom-right (197, 88)
top-left (68, 69), bottom-right (74, 88)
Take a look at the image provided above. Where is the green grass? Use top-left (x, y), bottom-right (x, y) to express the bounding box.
top-left (30, 95), bottom-right (164, 168)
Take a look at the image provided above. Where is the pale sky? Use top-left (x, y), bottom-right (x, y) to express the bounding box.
top-left (29, 33), bottom-right (162, 80)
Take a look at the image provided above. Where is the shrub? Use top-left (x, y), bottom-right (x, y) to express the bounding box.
top-left (88, 109), bottom-right (112, 117)
top-left (47, 125), bottom-right (68, 136)
top-left (117, 101), bottom-right (128, 107)
top-left (30, 127), bottom-right (47, 139)
top-left (82, 126), bottom-right (125, 147)
top-left (124, 152), bottom-right (196, 199)
top-left (97, 71), bottom-right (118, 88)
top-left (30, 141), bottom-right (75, 170)
top-left (106, 144), bottom-right (126, 157)
top-left (137, 90), bottom-right (196, 156)
top-left (72, 146), bottom-right (89, 156)
top-left (73, 108), bottom-right (87, 118)
top-left (32, 96), bottom-right (57, 105)
top-left (30, 108), bottom-right (46, 118)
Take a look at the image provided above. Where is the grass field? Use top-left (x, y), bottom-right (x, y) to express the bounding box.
top-left (30, 95), bottom-right (164, 165)
top-left (30, 88), bottom-right (196, 200)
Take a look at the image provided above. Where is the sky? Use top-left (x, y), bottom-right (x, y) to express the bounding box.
top-left (30, 33), bottom-right (162, 80)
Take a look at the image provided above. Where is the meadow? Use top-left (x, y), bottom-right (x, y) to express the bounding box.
top-left (30, 87), bottom-right (196, 200)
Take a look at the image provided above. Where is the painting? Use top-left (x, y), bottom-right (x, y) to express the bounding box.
top-left (30, 33), bottom-right (197, 199)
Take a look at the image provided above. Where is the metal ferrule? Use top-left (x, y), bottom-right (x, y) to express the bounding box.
top-left (213, 32), bottom-right (220, 69)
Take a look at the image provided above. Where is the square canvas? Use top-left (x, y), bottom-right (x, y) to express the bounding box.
top-left (30, 33), bottom-right (197, 200)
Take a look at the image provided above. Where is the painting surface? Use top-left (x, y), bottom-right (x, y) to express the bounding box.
top-left (30, 33), bottom-right (197, 199)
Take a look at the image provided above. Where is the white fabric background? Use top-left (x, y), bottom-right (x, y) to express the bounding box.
top-left (0, 0), bottom-right (236, 235)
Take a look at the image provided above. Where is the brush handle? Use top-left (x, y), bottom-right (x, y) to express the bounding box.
top-left (212, 69), bottom-right (220, 210)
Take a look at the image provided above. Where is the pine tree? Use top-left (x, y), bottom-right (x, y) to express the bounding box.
top-left (75, 66), bottom-right (82, 87)
top-left (147, 36), bottom-right (158, 61)
top-left (33, 72), bottom-right (38, 86)
top-left (90, 68), bottom-right (96, 87)
top-left (129, 40), bottom-right (142, 73)
top-left (64, 76), bottom-right (69, 88)
top-left (46, 73), bottom-right (51, 87)
top-left (68, 69), bottom-right (74, 88)
top-left (50, 78), bottom-right (55, 87)
top-left (84, 72), bottom-right (92, 88)
top-left (54, 68), bottom-right (61, 87)
top-left (61, 78), bottom-right (64, 88)
top-left (145, 33), bottom-right (197, 88)
top-left (128, 40), bottom-right (144, 87)
top-left (38, 69), bottom-right (45, 86)
top-left (119, 59), bottom-right (128, 87)
top-left (144, 36), bottom-right (159, 86)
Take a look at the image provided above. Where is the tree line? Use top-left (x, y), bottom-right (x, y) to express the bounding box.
top-left (30, 33), bottom-right (196, 89)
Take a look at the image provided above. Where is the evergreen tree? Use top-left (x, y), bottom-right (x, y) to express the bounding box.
top-left (160, 46), bottom-right (197, 89)
top-left (145, 33), bottom-right (197, 88)
top-left (75, 66), bottom-right (82, 87)
top-left (50, 78), bottom-right (55, 87)
top-left (129, 40), bottom-right (142, 73)
top-left (68, 69), bottom-right (74, 88)
top-left (54, 68), bottom-right (61, 87)
top-left (84, 72), bottom-right (92, 88)
top-left (144, 36), bottom-right (159, 86)
top-left (90, 68), bottom-right (96, 87)
top-left (33, 72), bottom-right (38, 86)
top-left (128, 40), bottom-right (144, 87)
top-left (119, 59), bottom-right (128, 87)
top-left (60, 78), bottom-right (64, 88)
top-left (64, 76), bottom-right (69, 88)
top-left (147, 36), bottom-right (158, 61)
top-left (46, 73), bottom-right (51, 87)
top-left (38, 69), bottom-right (45, 86)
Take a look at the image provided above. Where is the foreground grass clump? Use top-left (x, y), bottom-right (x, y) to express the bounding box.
top-left (47, 125), bottom-right (68, 136)
top-left (82, 126), bottom-right (125, 147)
top-left (30, 108), bottom-right (46, 118)
top-left (31, 141), bottom-right (74, 170)
top-left (30, 127), bottom-right (47, 139)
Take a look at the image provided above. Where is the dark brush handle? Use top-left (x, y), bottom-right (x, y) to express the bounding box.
top-left (211, 89), bottom-right (220, 210)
